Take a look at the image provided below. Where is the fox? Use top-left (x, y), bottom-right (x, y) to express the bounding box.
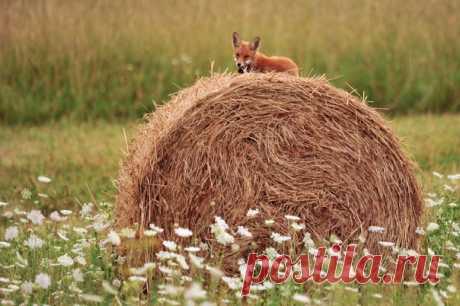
top-left (232, 32), bottom-right (299, 76)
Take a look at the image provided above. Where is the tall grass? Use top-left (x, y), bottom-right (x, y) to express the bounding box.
top-left (1, 0), bottom-right (460, 124)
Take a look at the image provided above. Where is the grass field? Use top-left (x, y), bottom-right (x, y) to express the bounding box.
top-left (1, 1), bottom-right (460, 304)
top-left (0, 115), bottom-right (459, 305)
top-left (1, 0), bottom-right (460, 124)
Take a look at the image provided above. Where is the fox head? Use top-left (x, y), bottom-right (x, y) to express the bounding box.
top-left (232, 32), bottom-right (260, 73)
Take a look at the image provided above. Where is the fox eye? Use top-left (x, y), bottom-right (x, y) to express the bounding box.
top-left (235, 53), bottom-right (240, 57)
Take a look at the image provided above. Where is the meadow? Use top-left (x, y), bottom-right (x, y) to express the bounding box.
top-left (0, 115), bottom-right (459, 305)
top-left (1, 0), bottom-right (460, 124)
top-left (1, 1), bottom-right (460, 305)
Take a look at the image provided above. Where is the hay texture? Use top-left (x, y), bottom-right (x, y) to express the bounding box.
top-left (116, 73), bottom-right (422, 268)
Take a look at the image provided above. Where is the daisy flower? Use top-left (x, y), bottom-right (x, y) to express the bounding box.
top-left (4, 226), bottom-right (19, 241)
top-left (27, 210), bottom-right (45, 225)
top-left (174, 227), bottom-right (193, 238)
top-left (37, 176), bottom-right (52, 183)
top-left (35, 273), bottom-right (51, 289)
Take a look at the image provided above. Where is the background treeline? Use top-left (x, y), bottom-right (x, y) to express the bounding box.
top-left (1, 0), bottom-right (459, 124)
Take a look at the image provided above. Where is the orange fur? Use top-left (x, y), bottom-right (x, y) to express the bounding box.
top-left (232, 32), bottom-right (299, 76)
top-left (253, 53), bottom-right (299, 76)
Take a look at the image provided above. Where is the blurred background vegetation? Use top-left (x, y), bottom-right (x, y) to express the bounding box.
top-left (1, 0), bottom-right (459, 124)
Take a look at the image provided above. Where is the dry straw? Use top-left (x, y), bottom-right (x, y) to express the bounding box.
top-left (116, 73), bottom-right (422, 270)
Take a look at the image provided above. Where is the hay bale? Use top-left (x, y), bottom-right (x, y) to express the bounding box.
top-left (116, 73), bottom-right (422, 269)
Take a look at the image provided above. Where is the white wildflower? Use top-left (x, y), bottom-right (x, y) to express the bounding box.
top-left (236, 226), bottom-right (252, 238)
top-left (20, 281), bottom-right (33, 295)
top-left (27, 210), bottom-right (45, 225)
top-left (427, 222), bottom-right (440, 232)
top-left (112, 279), bottom-right (121, 288)
top-left (37, 176), bottom-right (52, 183)
top-left (143, 262), bottom-right (156, 272)
top-left (106, 230), bottom-right (121, 246)
top-left (432, 172), bottom-right (443, 178)
top-left (102, 281), bottom-right (118, 295)
top-left (144, 230), bottom-right (157, 237)
top-left (79, 294), bottom-right (103, 303)
top-left (184, 283), bottom-right (207, 300)
top-left (291, 222), bottom-right (305, 231)
top-left (158, 265), bottom-right (173, 275)
top-left (75, 256), bottom-right (87, 266)
top-left (73, 227), bottom-right (88, 235)
top-left (378, 241), bottom-right (395, 247)
top-left (271, 232), bottom-right (291, 243)
top-left (215, 231), bottom-right (234, 245)
top-left (25, 234), bottom-right (44, 249)
top-left (176, 254), bottom-right (189, 270)
top-left (431, 288), bottom-right (445, 306)
top-left (80, 203), bottom-right (93, 216)
top-left (246, 208), bottom-right (259, 218)
top-left (214, 216), bottom-right (229, 230)
top-left (92, 215), bottom-right (109, 232)
top-left (447, 173), bottom-right (460, 180)
top-left (60, 210), bottom-right (72, 215)
top-left (189, 254), bottom-right (204, 269)
top-left (120, 227), bottom-right (136, 239)
top-left (368, 226), bottom-right (385, 233)
top-left (415, 227), bottom-right (426, 235)
top-left (303, 232), bottom-right (315, 248)
top-left (157, 251), bottom-right (177, 261)
top-left (222, 276), bottom-right (241, 290)
top-left (0, 244), bottom-right (15, 253)
top-left (57, 230), bottom-right (69, 241)
top-left (231, 243), bottom-right (240, 252)
top-left (21, 188), bottom-right (32, 200)
top-left (149, 223), bottom-right (164, 233)
top-left (57, 254), bottom-right (74, 267)
top-left (210, 217), bottom-right (234, 245)
top-left (34, 273), bottom-right (51, 289)
top-left (293, 293), bottom-right (311, 303)
top-left (163, 240), bottom-right (177, 251)
top-left (128, 275), bottom-right (147, 283)
top-left (160, 284), bottom-right (183, 296)
top-left (0, 201), bottom-right (8, 207)
top-left (184, 246), bottom-right (201, 253)
top-left (343, 286), bottom-right (359, 293)
top-left (265, 247), bottom-right (279, 259)
top-left (49, 211), bottom-right (67, 222)
top-left (72, 269), bottom-right (84, 282)
top-left (2, 211), bottom-right (13, 219)
top-left (175, 227), bottom-right (193, 238)
top-left (206, 265), bottom-right (223, 278)
top-left (285, 215), bottom-right (301, 221)
top-left (4, 226), bottom-right (18, 241)
top-left (425, 197), bottom-right (444, 208)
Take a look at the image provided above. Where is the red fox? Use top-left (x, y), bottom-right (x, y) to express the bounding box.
top-left (232, 32), bottom-right (299, 76)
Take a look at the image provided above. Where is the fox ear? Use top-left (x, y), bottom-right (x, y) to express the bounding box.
top-left (232, 32), bottom-right (241, 48)
top-left (250, 36), bottom-right (261, 51)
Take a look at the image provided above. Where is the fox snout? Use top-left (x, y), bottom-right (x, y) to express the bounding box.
top-left (236, 62), bottom-right (251, 74)
top-left (236, 62), bottom-right (244, 74)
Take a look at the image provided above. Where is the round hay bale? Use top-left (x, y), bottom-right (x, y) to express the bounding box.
top-left (116, 73), bottom-right (422, 270)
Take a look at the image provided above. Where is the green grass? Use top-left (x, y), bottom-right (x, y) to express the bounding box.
top-left (0, 115), bottom-right (459, 305)
top-left (1, 0), bottom-right (460, 124)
